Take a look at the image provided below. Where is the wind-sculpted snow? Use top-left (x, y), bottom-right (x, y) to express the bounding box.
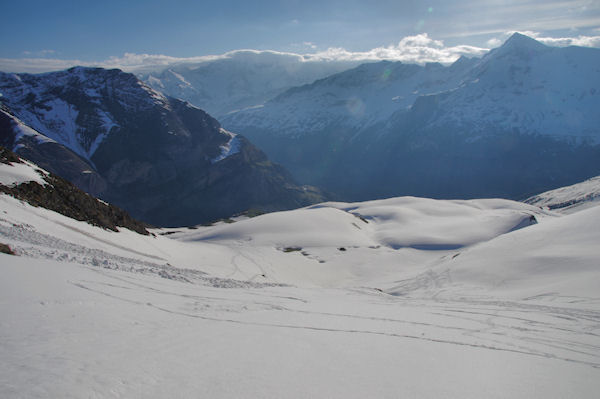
top-left (185, 197), bottom-right (543, 252)
top-left (1, 183), bottom-right (600, 398)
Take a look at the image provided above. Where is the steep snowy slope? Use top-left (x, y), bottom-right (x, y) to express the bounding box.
top-left (416, 33), bottom-right (600, 142)
top-left (224, 57), bottom-right (476, 138)
top-left (0, 107), bottom-right (108, 196)
top-left (0, 68), bottom-right (325, 225)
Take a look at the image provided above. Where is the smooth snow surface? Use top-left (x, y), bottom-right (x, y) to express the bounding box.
top-left (1, 192), bottom-right (599, 398)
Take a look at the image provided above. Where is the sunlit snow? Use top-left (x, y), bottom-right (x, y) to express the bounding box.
top-left (1, 173), bottom-right (599, 397)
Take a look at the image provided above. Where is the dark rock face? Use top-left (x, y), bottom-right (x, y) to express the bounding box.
top-left (0, 146), bottom-right (149, 234)
top-left (0, 243), bottom-right (15, 255)
top-left (0, 67), bottom-right (325, 226)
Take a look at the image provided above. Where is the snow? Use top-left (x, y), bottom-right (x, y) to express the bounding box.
top-left (525, 175), bottom-right (600, 213)
top-left (139, 81), bottom-right (169, 106)
top-left (224, 61), bottom-right (468, 137)
top-left (0, 109), bottom-right (56, 151)
top-left (0, 160), bottom-right (47, 186)
top-left (1, 186), bottom-right (599, 398)
top-left (417, 204), bottom-right (600, 300)
top-left (211, 128), bottom-right (241, 163)
top-left (168, 69), bottom-right (192, 88)
top-left (0, 68), bottom-right (158, 162)
top-left (188, 197), bottom-right (544, 252)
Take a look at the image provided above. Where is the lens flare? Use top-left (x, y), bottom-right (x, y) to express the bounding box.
top-left (382, 68), bottom-right (392, 80)
top-left (346, 97), bottom-right (365, 118)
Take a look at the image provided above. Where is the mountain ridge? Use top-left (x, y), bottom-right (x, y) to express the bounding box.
top-left (0, 67), bottom-right (326, 226)
top-left (221, 33), bottom-right (600, 200)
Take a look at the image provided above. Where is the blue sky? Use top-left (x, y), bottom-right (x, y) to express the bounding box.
top-left (1, 0), bottom-right (599, 71)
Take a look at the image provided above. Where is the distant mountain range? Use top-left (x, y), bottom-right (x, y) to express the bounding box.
top-left (1, 33), bottom-right (598, 223)
top-left (0, 67), bottom-right (324, 226)
top-left (221, 33), bottom-right (600, 201)
top-left (140, 51), bottom-right (360, 118)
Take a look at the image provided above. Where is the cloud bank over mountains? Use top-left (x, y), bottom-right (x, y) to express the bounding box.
top-left (487, 31), bottom-right (600, 48)
top-left (1, 32), bottom-right (599, 74)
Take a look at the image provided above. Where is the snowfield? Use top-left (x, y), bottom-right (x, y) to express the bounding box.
top-left (1, 186), bottom-right (600, 398)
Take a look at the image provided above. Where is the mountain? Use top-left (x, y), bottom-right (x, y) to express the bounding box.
top-left (222, 33), bottom-right (600, 200)
top-left (0, 67), bottom-right (325, 226)
top-left (140, 50), bottom-right (360, 118)
top-left (0, 104), bottom-right (108, 196)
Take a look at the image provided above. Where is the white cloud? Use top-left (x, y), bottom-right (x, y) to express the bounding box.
top-left (486, 38), bottom-right (502, 48)
top-left (489, 31), bottom-right (600, 48)
top-left (21, 49), bottom-right (56, 57)
top-left (536, 35), bottom-right (600, 47)
top-left (305, 34), bottom-right (488, 64)
top-left (0, 57), bottom-right (87, 73)
top-left (2, 32), bottom-right (599, 74)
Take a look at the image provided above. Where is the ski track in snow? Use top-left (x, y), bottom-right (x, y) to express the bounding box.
top-left (68, 269), bottom-right (600, 370)
top-left (0, 221), bottom-right (280, 290)
top-left (3, 208), bottom-right (599, 371)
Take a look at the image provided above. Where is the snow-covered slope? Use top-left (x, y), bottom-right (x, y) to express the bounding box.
top-left (423, 33), bottom-right (600, 142)
top-left (405, 203), bottom-right (600, 300)
top-left (0, 67), bottom-right (147, 160)
top-left (0, 156), bottom-right (47, 186)
top-left (223, 58), bottom-right (475, 138)
top-left (525, 175), bottom-right (600, 213)
top-left (1, 173), bottom-right (600, 397)
top-left (187, 197), bottom-right (539, 251)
